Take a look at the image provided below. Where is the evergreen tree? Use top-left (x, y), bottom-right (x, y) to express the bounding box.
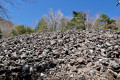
top-left (68, 11), bottom-right (86, 30)
top-left (100, 14), bottom-right (118, 30)
top-left (100, 14), bottom-right (110, 29)
top-left (35, 18), bottom-right (48, 32)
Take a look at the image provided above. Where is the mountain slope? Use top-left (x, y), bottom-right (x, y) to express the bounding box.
top-left (0, 29), bottom-right (120, 80)
top-left (0, 19), bottom-right (17, 37)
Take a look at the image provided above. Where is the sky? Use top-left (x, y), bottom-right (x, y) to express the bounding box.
top-left (7, 0), bottom-right (120, 28)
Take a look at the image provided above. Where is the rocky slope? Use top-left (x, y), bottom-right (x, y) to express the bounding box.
top-left (0, 29), bottom-right (120, 80)
top-left (0, 19), bottom-right (17, 37)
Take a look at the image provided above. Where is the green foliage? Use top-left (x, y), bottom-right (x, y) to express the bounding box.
top-left (11, 29), bottom-right (18, 36)
top-left (100, 14), bottom-right (118, 30)
top-left (107, 19), bottom-right (116, 24)
top-left (107, 24), bottom-right (118, 30)
top-left (68, 11), bottom-right (86, 30)
top-left (100, 14), bottom-right (110, 24)
top-left (59, 17), bottom-right (68, 31)
top-left (35, 18), bottom-right (48, 32)
top-left (11, 25), bottom-right (33, 36)
top-left (0, 28), bottom-right (2, 39)
top-left (16, 25), bottom-right (26, 35)
top-left (118, 27), bottom-right (120, 31)
top-left (26, 27), bottom-right (33, 34)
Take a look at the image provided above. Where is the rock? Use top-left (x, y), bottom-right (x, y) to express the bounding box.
top-left (109, 60), bottom-right (119, 69)
top-left (105, 42), bottom-right (112, 46)
top-left (40, 73), bottom-right (45, 76)
top-left (50, 40), bottom-right (57, 45)
top-left (12, 52), bottom-right (17, 57)
top-left (117, 73), bottom-right (120, 79)
top-left (82, 50), bottom-right (87, 54)
top-left (0, 29), bottom-right (120, 79)
top-left (78, 69), bottom-right (83, 74)
top-left (42, 49), bottom-right (49, 54)
top-left (21, 53), bottom-right (26, 58)
top-left (77, 58), bottom-right (84, 63)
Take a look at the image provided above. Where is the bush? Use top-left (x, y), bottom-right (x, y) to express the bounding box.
top-left (16, 25), bottom-right (26, 35)
top-left (11, 25), bottom-right (33, 36)
top-left (26, 27), bottom-right (33, 34)
top-left (11, 29), bottom-right (18, 36)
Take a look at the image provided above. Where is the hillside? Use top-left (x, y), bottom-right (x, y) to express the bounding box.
top-left (0, 29), bottom-right (120, 80)
top-left (0, 19), bottom-right (17, 37)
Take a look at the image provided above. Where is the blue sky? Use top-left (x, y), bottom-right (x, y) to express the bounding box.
top-left (7, 0), bottom-right (120, 28)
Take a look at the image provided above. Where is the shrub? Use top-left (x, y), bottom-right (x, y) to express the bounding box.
top-left (11, 25), bottom-right (33, 36)
top-left (26, 27), bottom-right (33, 34)
top-left (16, 25), bottom-right (26, 35)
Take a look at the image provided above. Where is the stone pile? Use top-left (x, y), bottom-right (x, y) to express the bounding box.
top-left (0, 29), bottom-right (120, 80)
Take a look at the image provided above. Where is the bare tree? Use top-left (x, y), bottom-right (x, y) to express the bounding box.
top-left (114, 17), bottom-right (120, 28)
top-left (0, 0), bottom-right (33, 18)
top-left (85, 10), bottom-right (93, 29)
top-left (92, 12), bottom-right (100, 29)
top-left (44, 9), bottom-right (64, 31)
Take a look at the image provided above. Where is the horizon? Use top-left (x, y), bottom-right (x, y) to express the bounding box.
top-left (7, 0), bottom-right (120, 28)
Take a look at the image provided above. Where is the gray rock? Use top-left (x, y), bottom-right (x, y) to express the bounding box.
top-left (109, 60), bottom-right (119, 69)
top-left (50, 40), bottom-right (57, 45)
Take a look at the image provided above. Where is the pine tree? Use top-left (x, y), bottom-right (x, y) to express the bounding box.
top-left (68, 11), bottom-right (86, 30)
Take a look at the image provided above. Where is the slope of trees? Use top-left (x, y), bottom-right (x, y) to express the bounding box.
top-left (1, 9), bottom-right (120, 39)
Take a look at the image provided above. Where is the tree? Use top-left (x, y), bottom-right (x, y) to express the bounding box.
top-left (26, 26), bottom-right (33, 34)
top-left (114, 17), bottom-right (120, 30)
top-left (92, 12), bottom-right (101, 29)
top-left (16, 25), bottom-right (26, 35)
top-left (100, 14), bottom-right (110, 29)
top-left (45, 9), bottom-right (63, 31)
top-left (0, 28), bottom-right (2, 39)
top-left (35, 17), bottom-right (48, 32)
top-left (11, 25), bottom-right (31, 36)
top-left (100, 14), bottom-right (118, 30)
top-left (59, 17), bottom-right (71, 31)
top-left (68, 11), bottom-right (86, 30)
top-left (0, 0), bottom-right (33, 18)
top-left (11, 29), bottom-right (18, 36)
top-left (85, 10), bottom-right (93, 29)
